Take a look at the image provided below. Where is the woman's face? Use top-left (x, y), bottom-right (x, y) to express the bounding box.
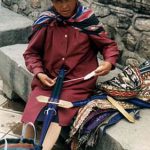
top-left (52, 0), bottom-right (77, 18)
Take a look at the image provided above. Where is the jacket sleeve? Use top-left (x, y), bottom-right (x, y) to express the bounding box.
top-left (89, 31), bottom-right (119, 67)
top-left (23, 26), bottom-right (47, 75)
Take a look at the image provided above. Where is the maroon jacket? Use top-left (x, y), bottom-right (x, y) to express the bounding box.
top-left (21, 22), bottom-right (119, 126)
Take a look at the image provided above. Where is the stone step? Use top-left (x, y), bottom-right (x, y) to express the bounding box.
top-left (106, 109), bottom-right (150, 150)
top-left (0, 7), bottom-right (33, 47)
top-left (0, 44), bottom-right (33, 101)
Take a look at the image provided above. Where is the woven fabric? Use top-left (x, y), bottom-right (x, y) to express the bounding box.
top-left (97, 61), bottom-right (150, 100)
top-left (68, 61), bottom-right (150, 149)
top-left (69, 98), bottom-right (137, 139)
top-left (97, 65), bottom-right (143, 99)
top-left (137, 61), bottom-right (150, 100)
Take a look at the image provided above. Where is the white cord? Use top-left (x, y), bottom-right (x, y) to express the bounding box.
top-left (63, 77), bottom-right (84, 83)
top-left (4, 138), bottom-right (8, 150)
top-left (21, 122), bottom-right (37, 143)
top-left (63, 71), bottom-right (95, 83)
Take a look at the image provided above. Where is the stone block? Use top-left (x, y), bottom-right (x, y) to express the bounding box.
top-left (0, 44), bottom-right (33, 101)
top-left (107, 109), bottom-right (150, 150)
top-left (0, 7), bottom-right (33, 47)
top-left (3, 83), bottom-right (20, 100)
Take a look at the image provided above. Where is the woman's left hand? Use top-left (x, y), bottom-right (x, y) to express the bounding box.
top-left (94, 61), bottom-right (112, 76)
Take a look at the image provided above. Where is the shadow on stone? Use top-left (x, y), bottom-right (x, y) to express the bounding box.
top-left (1, 98), bottom-right (25, 112)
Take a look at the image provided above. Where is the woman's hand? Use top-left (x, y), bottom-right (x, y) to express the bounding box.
top-left (95, 61), bottom-right (112, 76)
top-left (37, 73), bottom-right (56, 87)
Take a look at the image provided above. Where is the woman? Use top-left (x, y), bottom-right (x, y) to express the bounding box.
top-left (21, 0), bottom-right (119, 149)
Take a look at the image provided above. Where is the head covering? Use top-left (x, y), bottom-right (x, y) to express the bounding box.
top-left (32, 2), bottom-right (104, 36)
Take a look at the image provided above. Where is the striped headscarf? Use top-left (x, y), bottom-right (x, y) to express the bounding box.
top-left (32, 2), bottom-right (104, 36)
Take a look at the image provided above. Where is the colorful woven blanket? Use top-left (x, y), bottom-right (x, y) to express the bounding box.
top-left (68, 61), bottom-right (150, 150)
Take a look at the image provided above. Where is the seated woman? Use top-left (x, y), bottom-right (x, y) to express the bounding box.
top-left (21, 0), bottom-right (119, 149)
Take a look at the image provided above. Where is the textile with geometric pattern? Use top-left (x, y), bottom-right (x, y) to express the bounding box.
top-left (68, 61), bottom-right (150, 150)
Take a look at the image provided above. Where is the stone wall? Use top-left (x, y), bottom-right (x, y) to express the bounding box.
top-left (98, 0), bottom-right (150, 15)
top-left (2, 0), bottom-right (150, 66)
top-left (87, 0), bottom-right (150, 66)
top-left (2, 0), bottom-right (51, 20)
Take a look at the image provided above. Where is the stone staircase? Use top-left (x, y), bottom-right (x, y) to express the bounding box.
top-left (0, 6), bottom-right (150, 150)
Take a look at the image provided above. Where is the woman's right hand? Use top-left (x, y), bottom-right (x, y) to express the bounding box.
top-left (37, 73), bottom-right (56, 87)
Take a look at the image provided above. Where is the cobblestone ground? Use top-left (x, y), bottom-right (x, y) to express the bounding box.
top-left (0, 76), bottom-right (25, 139)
